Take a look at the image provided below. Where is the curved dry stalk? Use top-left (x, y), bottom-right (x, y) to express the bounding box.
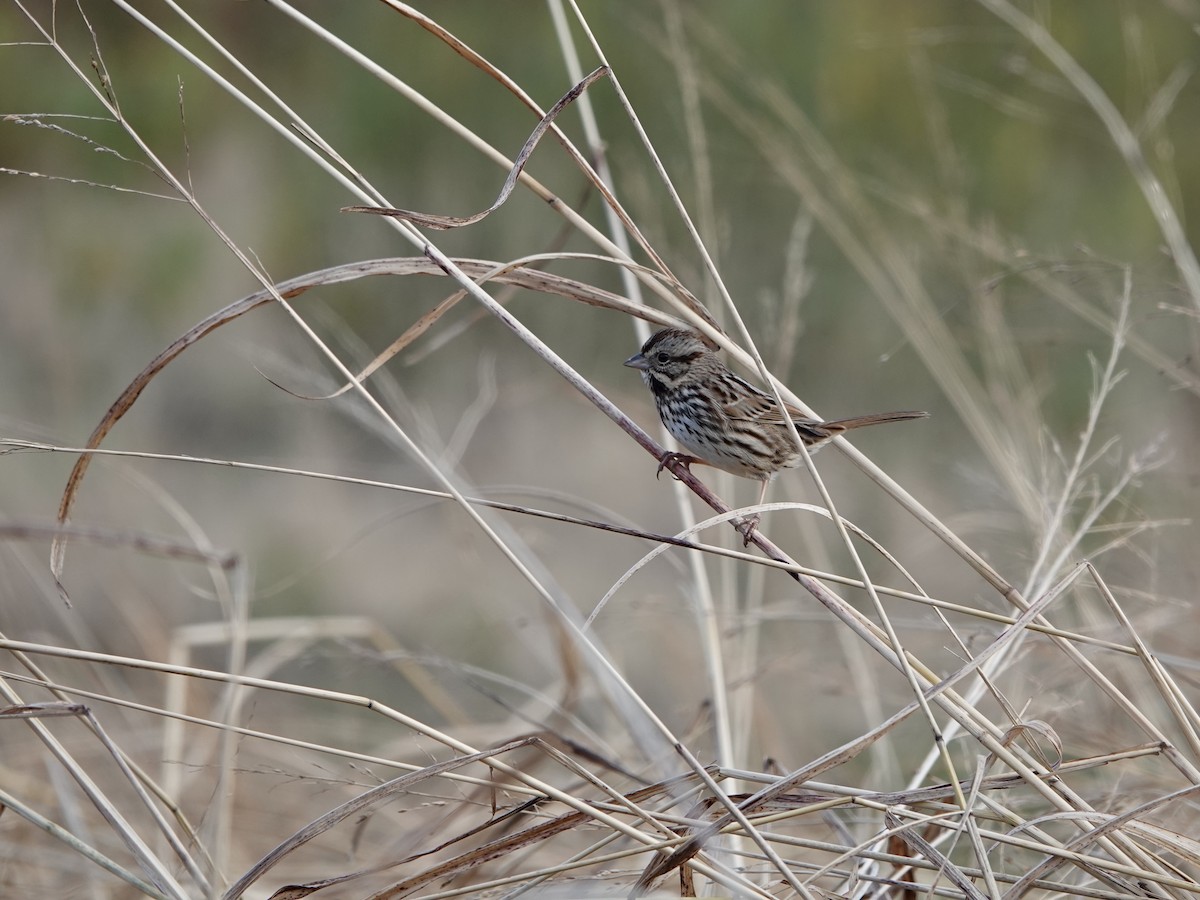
top-left (293, 253), bottom-right (686, 401)
top-left (343, 66), bottom-right (611, 229)
top-left (585, 501), bottom-right (928, 632)
top-left (52, 257), bottom-right (685, 541)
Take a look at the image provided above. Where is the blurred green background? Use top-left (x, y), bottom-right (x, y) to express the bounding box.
top-left (3, 0), bottom-right (1200, 767)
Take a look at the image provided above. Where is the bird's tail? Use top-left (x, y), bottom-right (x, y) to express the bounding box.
top-left (823, 410), bottom-right (929, 432)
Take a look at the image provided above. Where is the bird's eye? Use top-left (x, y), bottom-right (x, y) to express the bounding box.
top-left (655, 352), bottom-right (670, 364)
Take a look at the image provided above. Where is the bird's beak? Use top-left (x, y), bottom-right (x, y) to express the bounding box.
top-left (624, 351), bottom-right (650, 371)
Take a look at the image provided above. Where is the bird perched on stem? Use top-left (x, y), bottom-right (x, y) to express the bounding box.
top-left (624, 327), bottom-right (927, 540)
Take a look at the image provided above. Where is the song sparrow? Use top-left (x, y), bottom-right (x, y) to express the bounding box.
top-left (625, 328), bottom-right (927, 534)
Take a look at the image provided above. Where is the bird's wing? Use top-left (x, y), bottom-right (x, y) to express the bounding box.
top-left (721, 384), bottom-right (838, 439)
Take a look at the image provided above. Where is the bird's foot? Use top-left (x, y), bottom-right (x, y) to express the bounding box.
top-left (736, 513), bottom-right (762, 547)
top-left (656, 451), bottom-right (705, 480)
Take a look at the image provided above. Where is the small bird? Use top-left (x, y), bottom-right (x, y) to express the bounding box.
top-left (624, 327), bottom-right (927, 537)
